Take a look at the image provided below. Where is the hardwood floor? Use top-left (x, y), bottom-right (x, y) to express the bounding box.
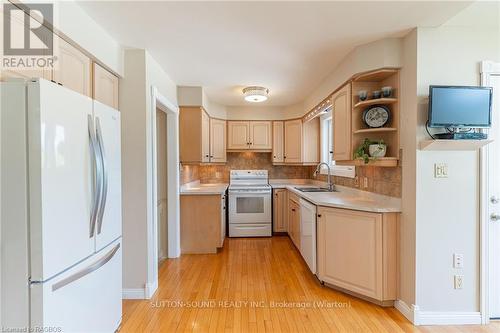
top-left (120, 236), bottom-right (500, 332)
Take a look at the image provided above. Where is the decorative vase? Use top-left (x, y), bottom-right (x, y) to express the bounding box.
top-left (368, 144), bottom-right (386, 157)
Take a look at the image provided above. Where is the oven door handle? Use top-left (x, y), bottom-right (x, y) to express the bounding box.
top-left (229, 190), bottom-right (271, 194)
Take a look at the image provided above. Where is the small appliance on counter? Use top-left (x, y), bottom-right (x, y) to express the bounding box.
top-left (228, 170), bottom-right (272, 237)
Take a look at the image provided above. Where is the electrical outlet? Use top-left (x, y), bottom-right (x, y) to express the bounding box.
top-left (454, 275), bottom-right (464, 289)
top-left (363, 177), bottom-right (369, 188)
top-left (434, 163), bottom-right (448, 178)
top-left (453, 254), bottom-right (464, 269)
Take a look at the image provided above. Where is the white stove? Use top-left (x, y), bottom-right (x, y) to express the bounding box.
top-left (228, 170), bottom-right (272, 237)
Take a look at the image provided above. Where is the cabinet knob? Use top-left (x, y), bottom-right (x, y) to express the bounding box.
top-left (317, 214), bottom-right (322, 218)
top-left (205, 155), bottom-right (209, 157)
top-left (291, 208), bottom-right (296, 212)
top-left (284, 156), bottom-right (287, 159)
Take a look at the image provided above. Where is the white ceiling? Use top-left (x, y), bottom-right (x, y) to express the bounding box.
top-left (77, 1), bottom-right (471, 106)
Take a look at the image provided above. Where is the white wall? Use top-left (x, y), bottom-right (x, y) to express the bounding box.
top-left (177, 86), bottom-right (227, 118)
top-left (304, 38), bottom-right (403, 112)
top-left (58, 1), bottom-right (124, 75)
top-left (414, 19), bottom-right (499, 314)
top-left (119, 49), bottom-right (148, 292)
top-left (399, 28), bottom-right (418, 308)
top-left (224, 102), bottom-right (304, 120)
top-left (120, 49), bottom-right (178, 294)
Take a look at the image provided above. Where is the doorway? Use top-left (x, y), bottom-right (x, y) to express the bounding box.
top-left (481, 61), bottom-right (500, 321)
top-left (145, 86), bottom-right (180, 299)
top-left (156, 108), bottom-right (168, 262)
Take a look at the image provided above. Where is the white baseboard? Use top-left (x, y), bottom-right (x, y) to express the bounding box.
top-left (145, 280), bottom-right (158, 299)
top-left (394, 299), bottom-right (482, 326)
top-left (122, 288), bottom-right (146, 299)
top-left (394, 299), bottom-right (419, 324)
top-left (416, 311), bottom-right (482, 325)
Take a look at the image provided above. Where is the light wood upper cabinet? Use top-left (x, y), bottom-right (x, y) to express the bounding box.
top-left (332, 83), bottom-right (352, 161)
top-left (53, 37), bottom-right (91, 97)
top-left (284, 119), bottom-right (303, 163)
top-left (210, 118), bottom-right (226, 163)
top-left (180, 107), bottom-right (210, 163)
top-left (317, 207), bottom-right (397, 302)
top-left (227, 121), bottom-right (272, 150)
top-left (249, 121), bottom-right (272, 149)
top-left (302, 118), bottom-right (320, 164)
top-left (227, 121), bottom-right (250, 149)
top-left (272, 121), bottom-right (284, 163)
top-left (273, 189), bottom-right (287, 232)
top-left (201, 110), bottom-right (210, 163)
top-left (93, 62), bottom-right (119, 109)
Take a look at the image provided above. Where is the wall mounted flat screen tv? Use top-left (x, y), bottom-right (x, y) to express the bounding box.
top-left (428, 85), bottom-right (492, 128)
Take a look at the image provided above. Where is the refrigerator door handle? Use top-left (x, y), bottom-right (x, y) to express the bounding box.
top-left (95, 117), bottom-right (108, 235)
top-left (51, 243), bottom-right (120, 292)
top-left (88, 115), bottom-right (102, 238)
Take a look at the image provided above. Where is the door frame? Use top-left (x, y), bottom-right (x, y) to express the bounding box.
top-left (480, 60), bottom-right (500, 324)
top-left (146, 86), bottom-right (180, 298)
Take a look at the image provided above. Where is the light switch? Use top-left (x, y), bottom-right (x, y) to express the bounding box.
top-left (434, 163), bottom-right (448, 178)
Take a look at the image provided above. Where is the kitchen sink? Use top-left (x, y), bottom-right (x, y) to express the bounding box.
top-left (295, 187), bottom-right (338, 193)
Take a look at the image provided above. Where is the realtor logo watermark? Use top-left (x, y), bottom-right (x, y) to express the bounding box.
top-left (2, 3), bottom-right (56, 70)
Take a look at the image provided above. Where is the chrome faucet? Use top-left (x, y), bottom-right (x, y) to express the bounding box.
top-left (313, 162), bottom-right (335, 192)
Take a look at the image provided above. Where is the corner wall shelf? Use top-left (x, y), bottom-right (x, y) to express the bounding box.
top-left (353, 98), bottom-right (398, 109)
top-left (353, 127), bottom-right (397, 135)
top-left (419, 139), bottom-right (493, 151)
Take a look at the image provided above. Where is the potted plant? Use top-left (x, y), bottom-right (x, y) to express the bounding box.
top-left (353, 138), bottom-right (386, 164)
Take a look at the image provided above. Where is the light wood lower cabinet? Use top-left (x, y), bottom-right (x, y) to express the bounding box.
top-left (93, 62), bottom-right (119, 109)
top-left (287, 192), bottom-right (301, 250)
top-left (273, 189), bottom-right (287, 232)
top-left (180, 194), bottom-right (226, 253)
top-left (317, 207), bottom-right (397, 303)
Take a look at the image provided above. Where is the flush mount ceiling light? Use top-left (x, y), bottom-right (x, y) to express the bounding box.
top-left (243, 86), bottom-right (269, 103)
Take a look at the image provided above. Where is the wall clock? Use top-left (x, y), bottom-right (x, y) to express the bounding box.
top-left (363, 105), bottom-right (390, 128)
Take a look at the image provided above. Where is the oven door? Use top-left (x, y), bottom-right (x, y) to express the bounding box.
top-left (229, 190), bottom-right (271, 224)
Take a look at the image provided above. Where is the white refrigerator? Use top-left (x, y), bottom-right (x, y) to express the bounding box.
top-left (1, 79), bottom-right (122, 332)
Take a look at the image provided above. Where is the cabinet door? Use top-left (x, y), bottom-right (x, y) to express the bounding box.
top-left (201, 111), bottom-right (210, 162)
top-left (227, 121), bottom-right (249, 149)
top-left (53, 38), bottom-right (91, 97)
top-left (249, 121), bottom-right (272, 149)
top-left (273, 189), bottom-right (287, 232)
top-left (332, 84), bottom-right (351, 161)
top-left (284, 119), bottom-right (303, 163)
top-left (220, 194), bottom-right (226, 247)
top-left (272, 121), bottom-right (284, 163)
top-left (317, 207), bottom-right (383, 300)
top-left (288, 198), bottom-right (300, 249)
top-left (93, 63), bottom-right (119, 109)
top-left (210, 118), bottom-right (226, 163)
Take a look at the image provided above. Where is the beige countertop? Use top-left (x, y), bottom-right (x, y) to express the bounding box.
top-left (180, 181), bottom-right (228, 195)
top-left (270, 179), bottom-right (401, 213)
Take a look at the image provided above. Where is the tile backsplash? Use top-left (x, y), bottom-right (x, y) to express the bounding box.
top-left (180, 152), bottom-right (402, 198)
top-left (315, 165), bottom-right (402, 198)
top-left (184, 152), bottom-right (312, 184)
